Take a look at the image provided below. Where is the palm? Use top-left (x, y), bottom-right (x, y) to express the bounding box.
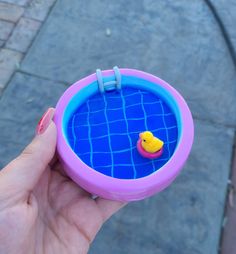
top-left (0, 161), bottom-right (123, 254)
top-left (0, 122), bottom-right (125, 254)
top-left (33, 162), bottom-right (103, 254)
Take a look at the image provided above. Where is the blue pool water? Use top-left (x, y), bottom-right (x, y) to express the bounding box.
top-left (66, 87), bottom-right (178, 179)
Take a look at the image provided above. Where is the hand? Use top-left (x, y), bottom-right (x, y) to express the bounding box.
top-left (0, 108), bottom-right (125, 254)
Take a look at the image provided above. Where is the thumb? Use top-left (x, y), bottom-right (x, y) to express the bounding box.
top-left (0, 108), bottom-right (56, 193)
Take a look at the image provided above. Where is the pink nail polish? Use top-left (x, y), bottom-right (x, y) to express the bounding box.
top-left (36, 108), bottom-right (54, 135)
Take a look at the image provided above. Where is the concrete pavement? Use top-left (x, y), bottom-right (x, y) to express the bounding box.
top-left (0, 1), bottom-right (236, 253)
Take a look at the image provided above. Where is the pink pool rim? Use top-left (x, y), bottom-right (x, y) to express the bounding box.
top-left (54, 68), bottom-right (194, 201)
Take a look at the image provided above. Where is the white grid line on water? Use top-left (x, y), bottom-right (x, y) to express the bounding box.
top-left (103, 94), bottom-right (114, 177)
top-left (120, 89), bottom-right (137, 178)
top-left (139, 90), bottom-right (156, 172)
top-left (71, 115), bottom-right (76, 151)
top-left (107, 90), bottom-right (150, 98)
top-left (160, 100), bottom-right (170, 158)
top-left (70, 112), bottom-right (174, 128)
top-left (77, 139), bottom-right (177, 156)
top-left (73, 100), bottom-right (163, 116)
top-left (86, 100), bottom-right (94, 168)
top-left (83, 90), bottom-right (150, 103)
top-left (69, 88), bottom-right (177, 177)
top-left (75, 125), bottom-right (177, 141)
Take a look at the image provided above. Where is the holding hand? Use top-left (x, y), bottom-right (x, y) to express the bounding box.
top-left (0, 108), bottom-right (125, 254)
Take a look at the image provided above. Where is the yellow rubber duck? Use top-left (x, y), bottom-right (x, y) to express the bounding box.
top-left (139, 131), bottom-right (164, 153)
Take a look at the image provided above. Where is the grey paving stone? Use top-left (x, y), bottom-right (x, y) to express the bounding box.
top-left (212, 0), bottom-right (236, 54)
top-left (0, 72), bottom-right (66, 167)
top-left (0, 2), bottom-right (24, 22)
top-left (0, 19), bottom-right (14, 40)
top-left (221, 144), bottom-right (236, 254)
top-left (0, 119), bottom-right (30, 168)
top-left (90, 120), bottom-right (234, 254)
top-left (21, 0), bottom-right (236, 127)
top-left (0, 72), bottom-right (234, 254)
top-left (0, 39), bottom-right (4, 47)
top-left (1, 0), bottom-right (31, 6)
top-left (0, 48), bottom-right (22, 93)
top-left (6, 17), bottom-right (41, 53)
top-left (24, 0), bottom-right (56, 21)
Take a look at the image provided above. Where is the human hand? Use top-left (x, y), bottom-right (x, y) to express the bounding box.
top-left (0, 108), bottom-right (125, 254)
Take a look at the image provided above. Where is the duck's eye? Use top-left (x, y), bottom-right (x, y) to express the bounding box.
top-left (143, 139), bottom-right (146, 142)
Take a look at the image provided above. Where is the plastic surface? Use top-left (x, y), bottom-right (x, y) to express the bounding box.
top-left (66, 87), bottom-right (177, 179)
top-left (137, 139), bottom-right (164, 159)
top-left (54, 68), bottom-right (194, 201)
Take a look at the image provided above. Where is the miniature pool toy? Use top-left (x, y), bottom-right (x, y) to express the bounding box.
top-left (54, 67), bottom-right (194, 201)
top-left (137, 131), bottom-right (164, 159)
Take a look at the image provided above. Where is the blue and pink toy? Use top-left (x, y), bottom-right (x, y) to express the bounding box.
top-left (54, 67), bottom-right (194, 201)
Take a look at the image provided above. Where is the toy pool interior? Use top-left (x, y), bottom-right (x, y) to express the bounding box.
top-left (62, 75), bottom-right (182, 179)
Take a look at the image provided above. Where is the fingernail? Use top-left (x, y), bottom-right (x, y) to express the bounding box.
top-left (36, 108), bottom-right (54, 135)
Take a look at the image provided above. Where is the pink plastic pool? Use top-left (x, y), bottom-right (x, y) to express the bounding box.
top-left (54, 67), bottom-right (194, 201)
